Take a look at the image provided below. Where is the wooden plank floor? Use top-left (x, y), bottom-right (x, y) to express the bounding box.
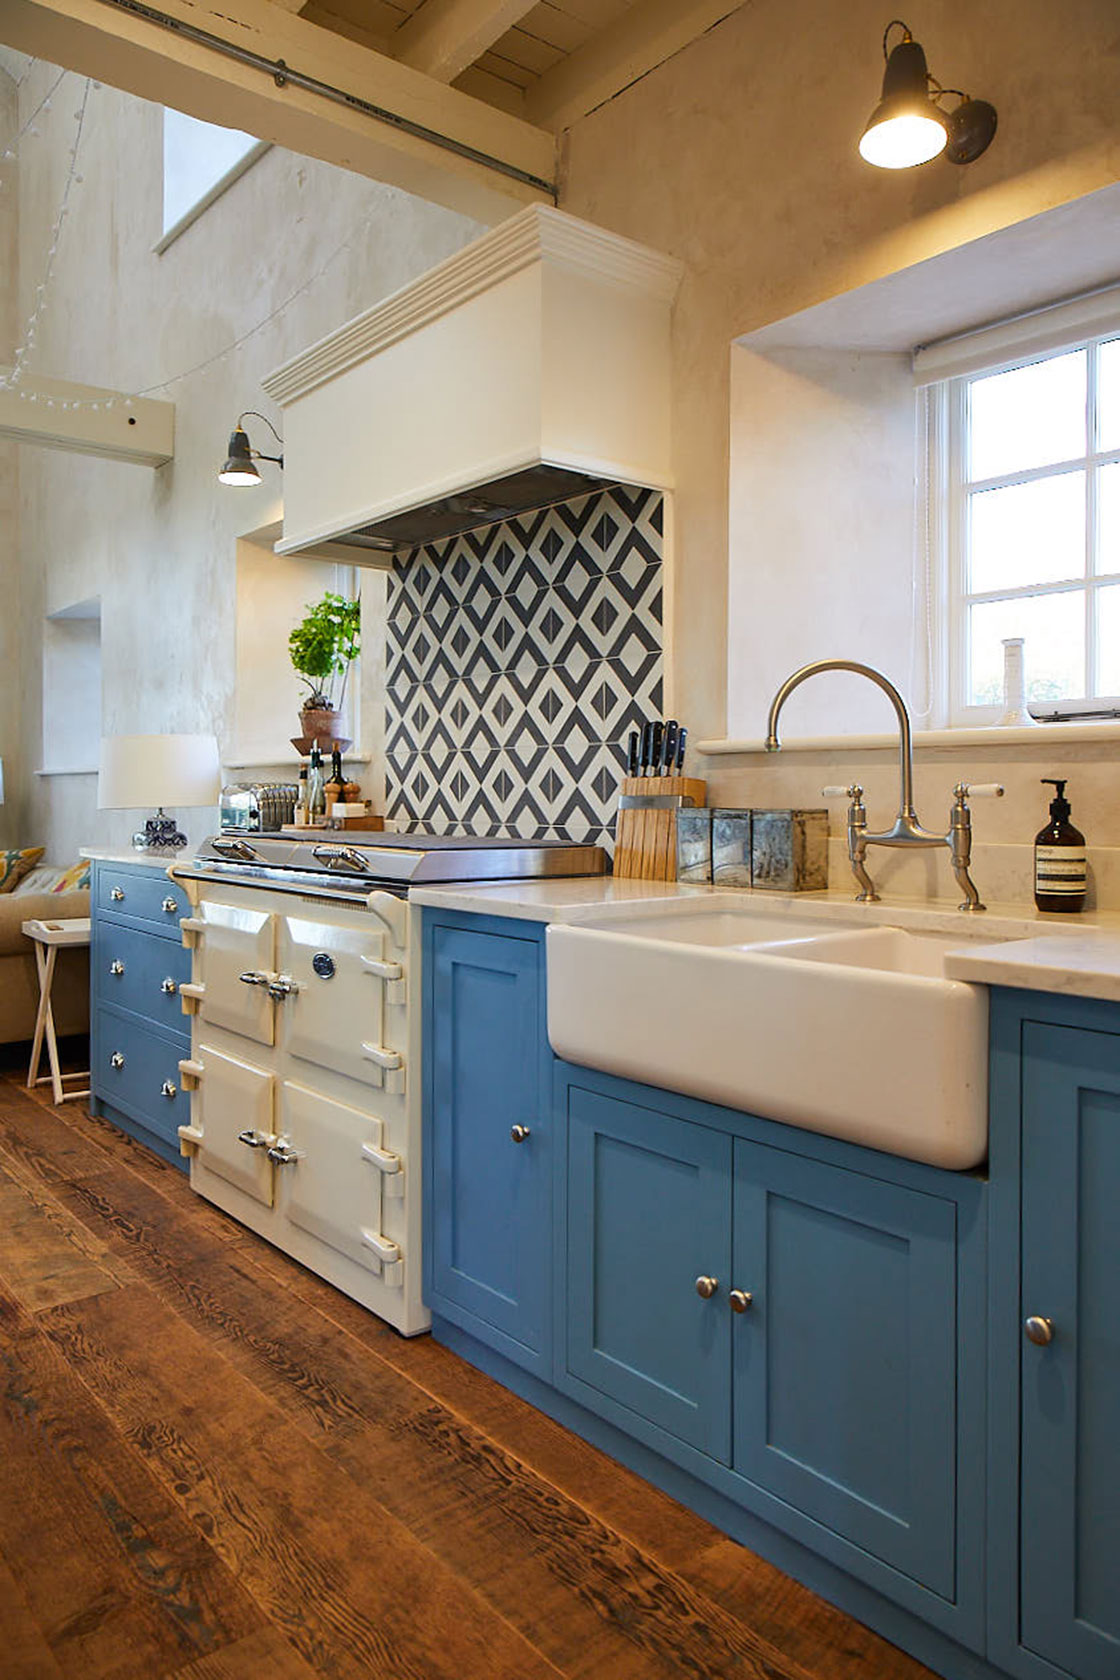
top-left (0, 1052), bottom-right (936, 1680)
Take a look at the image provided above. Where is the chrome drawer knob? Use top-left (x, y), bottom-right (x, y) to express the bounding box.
top-left (695, 1275), bottom-right (719, 1299)
top-left (729, 1289), bottom-right (754, 1314)
top-left (162, 896), bottom-right (179, 914)
top-left (1025, 1315), bottom-right (1054, 1346)
top-left (110, 1052), bottom-right (125, 1070)
top-left (110, 887), bottom-right (125, 902)
top-left (510, 1124), bottom-right (531, 1143)
top-left (161, 1080), bottom-right (177, 1099)
top-left (160, 977), bottom-right (178, 995)
top-left (109, 959), bottom-right (125, 976)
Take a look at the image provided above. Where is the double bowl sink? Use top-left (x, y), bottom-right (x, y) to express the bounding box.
top-left (547, 899), bottom-right (1012, 1169)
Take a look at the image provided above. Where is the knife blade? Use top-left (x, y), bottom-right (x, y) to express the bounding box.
top-left (627, 730), bottom-right (639, 777)
top-left (639, 721), bottom-right (654, 776)
top-left (675, 726), bottom-right (687, 771)
top-left (662, 719), bottom-right (679, 775)
top-left (650, 721), bottom-right (664, 778)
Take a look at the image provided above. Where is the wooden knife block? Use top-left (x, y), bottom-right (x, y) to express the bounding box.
top-left (614, 776), bottom-right (707, 880)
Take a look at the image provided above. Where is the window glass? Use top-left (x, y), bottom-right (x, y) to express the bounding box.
top-left (968, 591), bottom-right (1084, 706)
top-left (969, 350), bottom-right (1086, 482)
top-left (162, 109), bottom-right (261, 236)
top-left (968, 471), bottom-right (1085, 595)
top-left (1098, 460), bottom-right (1120, 578)
top-left (1100, 338), bottom-right (1120, 454)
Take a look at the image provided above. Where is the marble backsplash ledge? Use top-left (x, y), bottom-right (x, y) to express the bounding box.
top-left (384, 487), bottom-right (664, 847)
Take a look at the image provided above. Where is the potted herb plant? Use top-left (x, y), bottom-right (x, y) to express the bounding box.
top-left (289, 591), bottom-right (361, 743)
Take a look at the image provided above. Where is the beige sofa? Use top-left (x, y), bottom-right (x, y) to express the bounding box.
top-left (0, 889), bottom-right (91, 1045)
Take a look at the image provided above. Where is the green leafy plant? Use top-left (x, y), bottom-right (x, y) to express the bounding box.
top-left (289, 592), bottom-right (361, 711)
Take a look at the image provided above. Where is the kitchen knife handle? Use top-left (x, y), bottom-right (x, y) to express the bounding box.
top-left (627, 731), bottom-right (639, 777)
top-left (675, 726), bottom-right (687, 771)
top-left (639, 721), bottom-right (654, 776)
top-left (650, 721), bottom-right (664, 777)
top-left (662, 719), bottom-right (678, 774)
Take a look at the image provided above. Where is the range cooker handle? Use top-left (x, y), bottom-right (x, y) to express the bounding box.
top-left (212, 836), bottom-right (260, 861)
top-left (312, 843), bottom-right (369, 872)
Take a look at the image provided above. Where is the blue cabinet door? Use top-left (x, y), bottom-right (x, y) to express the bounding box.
top-left (1019, 1022), bottom-right (1120, 1680)
top-left (732, 1141), bottom-right (959, 1598)
top-left (563, 1082), bottom-right (732, 1462)
top-left (424, 920), bottom-right (551, 1374)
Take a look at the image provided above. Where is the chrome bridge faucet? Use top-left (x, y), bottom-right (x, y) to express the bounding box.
top-left (765, 659), bottom-right (1003, 911)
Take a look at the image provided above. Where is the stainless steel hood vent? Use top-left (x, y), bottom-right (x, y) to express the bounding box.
top-left (263, 207), bottom-right (682, 565)
top-left (339, 465), bottom-right (617, 552)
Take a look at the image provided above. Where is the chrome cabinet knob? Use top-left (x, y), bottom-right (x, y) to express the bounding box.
top-left (267, 1141), bottom-right (304, 1166)
top-left (239, 970), bottom-right (271, 988)
top-left (237, 1128), bottom-right (271, 1149)
top-left (695, 1275), bottom-right (719, 1299)
top-left (110, 886), bottom-right (125, 901)
top-left (510, 1124), bottom-right (531, 1143)
top-left (110, 1052), bottom-right (125, 1069)
top-left (160, 977), bottom-right (178, 995)
top-left (161, 1080), bottom-right (177, 1099)
top-left (162, 896), bottom-right (179, 915)
top-left (729, 1289), bottom-right (754, 1314)
top-left (109, 959), bottom-right (125, 976)
top-left (1024, 1315), bottom-right (1054, 1346)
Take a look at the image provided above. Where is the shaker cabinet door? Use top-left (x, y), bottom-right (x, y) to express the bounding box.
top-left (1019, 1022), bottom-right (1120, 1680)
top-left (425, 922), bottom-right (551, 1374)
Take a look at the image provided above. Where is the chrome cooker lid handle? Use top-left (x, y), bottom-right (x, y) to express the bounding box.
top-left (212, 836), bottom-right (260, 860)
top-left (312, 843), bottom-right (369, 873)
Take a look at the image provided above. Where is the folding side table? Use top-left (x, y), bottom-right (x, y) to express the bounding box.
top-left (22, 916), bottom-right (91, 1105)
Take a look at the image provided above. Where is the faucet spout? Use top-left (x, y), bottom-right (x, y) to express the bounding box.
top-left (765, 659), bottom-right (917, 824)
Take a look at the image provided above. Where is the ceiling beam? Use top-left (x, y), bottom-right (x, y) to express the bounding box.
top-left (393, 0), bottom-right (538, 84)
top-left (525, 0), bottom-right (749, 132)
top-left (0, 0), bottom-right (556, 224)
top-left (0, 371), bottom-right (174, 466)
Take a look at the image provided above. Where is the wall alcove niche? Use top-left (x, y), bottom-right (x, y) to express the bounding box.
top-left (719, 178), bottom-right (1120, 750)
top-left (41, 596), bottom-right (101, 775)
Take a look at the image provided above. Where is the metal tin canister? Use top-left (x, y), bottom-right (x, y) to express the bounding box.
top-left (750, 809), bottom-right (829, 891)
top-left (675, 808), bottom-right (713, 883)
top-left (711, 809), bottom-right (752, 887)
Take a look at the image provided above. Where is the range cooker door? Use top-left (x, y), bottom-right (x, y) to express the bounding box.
top-left (277, 913), bottom-right (402, 1090)
top-left (191, 1044), bottom-right (275, 1207)
top-left (276, 1082), bottom-right (402, 1280)
top-left (195, 901), bottom-right (276, 1046)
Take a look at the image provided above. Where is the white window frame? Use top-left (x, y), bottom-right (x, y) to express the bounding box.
top-left (919, 287), bottom-right (1120, 728)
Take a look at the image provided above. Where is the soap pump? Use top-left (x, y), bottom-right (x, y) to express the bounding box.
top-left (1034, 778), bottom-right (1086, 913)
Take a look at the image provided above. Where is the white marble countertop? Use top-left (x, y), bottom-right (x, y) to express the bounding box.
top-left (411, 876), bottom-right (1120, 1003)
top-left (80, 847), bottom-right (180, 871)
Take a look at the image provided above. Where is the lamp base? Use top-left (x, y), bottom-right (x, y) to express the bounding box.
top-left (132, 809), bottom-right (188, 851)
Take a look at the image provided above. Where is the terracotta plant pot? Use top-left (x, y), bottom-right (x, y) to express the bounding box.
top-left (300, 707), bottom-right (345, 744)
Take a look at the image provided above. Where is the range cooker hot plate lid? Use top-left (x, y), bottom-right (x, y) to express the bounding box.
top-left (193, 830), bottom-right (606, 884)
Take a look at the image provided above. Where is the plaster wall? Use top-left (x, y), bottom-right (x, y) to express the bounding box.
top-left (0, 64), bottom-right (19, 849)
top-left (11, 65), bottom-right (481, 861)
top-left (559, 0), bottom-right (1120, 904)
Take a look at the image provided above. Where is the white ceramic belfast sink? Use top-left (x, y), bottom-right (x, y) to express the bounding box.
top-left (546, 904), bottom-right (1000, 1169)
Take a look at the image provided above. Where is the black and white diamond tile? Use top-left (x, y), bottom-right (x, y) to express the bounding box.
top-left (385, 487), bottom-right (663, 849)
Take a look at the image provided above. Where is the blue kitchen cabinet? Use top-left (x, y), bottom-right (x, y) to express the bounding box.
top-left (422, 912), bottom-right (552, 1376)
top-left (90, 857), bottom-right (191, 1168)
top-left (989, 995), bottom-right (1120, 1680)
top-left (559, 1066), bottom-right (970, 1610)
top-left (564, 1081), bottom-right (733, 1460)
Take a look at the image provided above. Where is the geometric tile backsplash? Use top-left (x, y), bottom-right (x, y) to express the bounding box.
top-left (384, 485), bottom-right (663, 850)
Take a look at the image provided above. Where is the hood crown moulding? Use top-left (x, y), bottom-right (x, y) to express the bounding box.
top-left (263, 205), bottom-right (684, 408)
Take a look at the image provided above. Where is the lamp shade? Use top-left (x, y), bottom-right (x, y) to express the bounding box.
top-left (218, 427), bottom-right (261, 486)
top-left (99, 734), bottom-right (221, 810)
top-left (859, 36), bottom-right (947, 168)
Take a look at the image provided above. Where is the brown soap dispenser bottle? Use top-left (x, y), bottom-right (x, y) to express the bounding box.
top-left (1034, 778), bottom-right (1086, 913)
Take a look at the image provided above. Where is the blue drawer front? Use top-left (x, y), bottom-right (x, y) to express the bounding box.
top-left (96, 865), bottom-right (188, 930)
top-left (94, 921), bottom-right (190, 1040)
top-left (93, 1007), bottom-right (187, 1151)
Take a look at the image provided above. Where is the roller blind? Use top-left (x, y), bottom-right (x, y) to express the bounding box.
top-left (913, 281), bottom-right (1120, 386)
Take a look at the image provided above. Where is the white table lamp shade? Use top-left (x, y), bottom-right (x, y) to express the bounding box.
top-left (99, 734), bottom-right (221, 810)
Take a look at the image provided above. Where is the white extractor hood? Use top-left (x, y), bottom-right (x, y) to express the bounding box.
top-left (262, 206), bottom-right (683, 561)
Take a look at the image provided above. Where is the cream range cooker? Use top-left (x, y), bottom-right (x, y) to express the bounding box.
top-left (170, 832), bottom-right (604, 1335)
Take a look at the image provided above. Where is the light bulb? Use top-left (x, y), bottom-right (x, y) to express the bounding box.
top-left (859, 110), bottom-right (947, 168)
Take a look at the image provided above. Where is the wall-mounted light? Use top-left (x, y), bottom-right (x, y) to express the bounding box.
top-left (218, 410), bottom-right (283, 486)
top-left (859, 21), bottom-right (997, 170)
